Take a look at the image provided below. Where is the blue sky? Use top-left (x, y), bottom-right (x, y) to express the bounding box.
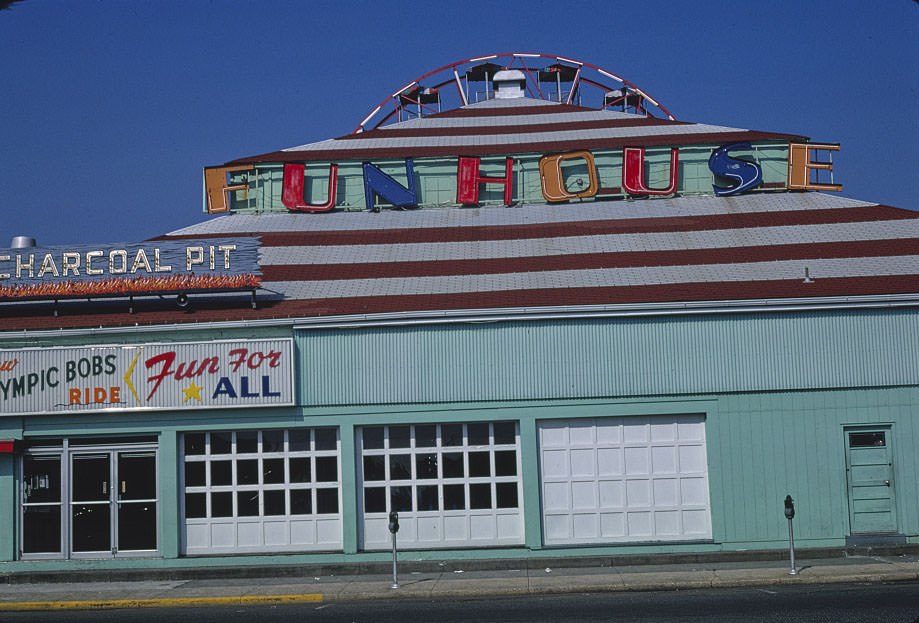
top-left (1, 0), bottom-right (917, 246)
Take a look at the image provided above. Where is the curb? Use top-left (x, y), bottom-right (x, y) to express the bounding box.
top-left (4, 544), bottom-right (919, 585)
top-left (0, 593), bottom-right (324, 612)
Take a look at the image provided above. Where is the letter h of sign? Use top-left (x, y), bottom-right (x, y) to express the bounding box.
top-left (456, 157), bottom-right (514, 206)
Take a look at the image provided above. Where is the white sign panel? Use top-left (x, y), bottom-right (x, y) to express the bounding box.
top-left (0, 338), bottom-right (294, 416)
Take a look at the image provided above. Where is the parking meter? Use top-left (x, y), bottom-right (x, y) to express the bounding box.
top-left (784, 494), bottom-right (797, 574)
top-left (389, 511), bottom-right (400, 588)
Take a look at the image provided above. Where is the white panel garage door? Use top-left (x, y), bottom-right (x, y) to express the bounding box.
top-left (539, 415), bottom-right (711, 546)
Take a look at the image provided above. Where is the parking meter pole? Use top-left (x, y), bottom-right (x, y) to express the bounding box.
top-left (391, 532), bottom-right (399, 589)
top-left (389, 511), bottom-right (400, 589)
top-left (784, 494), bottom-right (797, 576)
top-left (788, 517), bottom-right (797, 575)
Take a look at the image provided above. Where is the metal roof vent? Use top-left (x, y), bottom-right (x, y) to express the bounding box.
top-left (492, 69), bottom-right (526, 99)
top-left (10, 236), bottom-right (36, 249)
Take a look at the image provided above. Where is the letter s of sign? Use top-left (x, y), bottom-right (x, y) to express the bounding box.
top-left (708, 142), bottom-right (763, 196)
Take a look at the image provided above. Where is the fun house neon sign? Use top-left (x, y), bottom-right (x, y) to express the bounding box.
top-left (275, 141), bottom-right (840, 212)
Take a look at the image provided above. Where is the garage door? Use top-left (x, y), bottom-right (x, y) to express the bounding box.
top-left (539, 415), bottom-right (711, 546)
top-left (181, 428), bottom-right (342, 555)
top-left (357, 421), bottom-right (524, 550)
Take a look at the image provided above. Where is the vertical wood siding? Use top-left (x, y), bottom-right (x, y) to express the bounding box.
top-left (297, 308), bottom-right (919, 407)
top-left (707, 386), bottom-right (919, 545)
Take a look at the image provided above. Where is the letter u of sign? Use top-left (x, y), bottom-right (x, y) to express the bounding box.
top-left (282, 163), bottom-right (338, 212)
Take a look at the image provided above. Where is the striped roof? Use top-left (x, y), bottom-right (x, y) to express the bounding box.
top-left (227, 97), bottom-right (803, 164)
top-left (3, 190), bottom-right (916, 333)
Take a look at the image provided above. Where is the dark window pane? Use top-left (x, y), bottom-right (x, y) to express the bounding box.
top-left (314, 428), bottom-right (337, 451)
top-left (211, 492), bottom-right (233, 517)
top-left (469, 451), bottom-right (491, 477)
top-left (289, 429), bottom-right (310, 452)
top-left (72, 455), bottom-right (109, 502)
top-left (23, 455), bottom-right (61, 503)
top-left (417, 485), bottom-right (438, 511)
top-left (236, 431), bottom-right (258, 454)
top-left (495, 450), bottom-right (517, 476)
top-left (416, 454), bottom-right (438, 479)
top-left (119, 453), bottom-right (156, 500)
top-left (363, 427), bottom-right (384, 450)
top-left (444, 484), bottom-right (465, 510)
top-left (290, 457), bottom-right (311, 483)
top-left (849, 432), bottom-right (886, 447)
top-left (470, 483), bottom-right (491, 509)
top-left (263, 458), bottom-right (284, 484)
top-left (468, 423), bottom-right (489, 446)
top-left (210, 432), bottom-right (232, 454)
top-left (185, 462), bottom-right (205, 487)
top-left (389, 426), bottom-right (411, 448)
top-left (316, 488), bottom-right (338, 514)
top-left (211, 461), bottom-right (232, 486)
top-left (316, 456), bottom-right (338, 482)
top-left (23, 506), bottom-right (61, 553)
top-left (496, 482), bottom-right (518, 508)
top-left (237, 491), bottom-right (259, 516)
top-left (72, 504), bottom-right (110, 552)
top-left (118, 502), bottom-right (157, 550)
top-left (390, 486), bottom-right (412, 512)
top-left (415, 425), bottom-right (436, 448)
top-left (237, 459), bottom-right (258, 485)
top-left (364, 487), bottom-right (386, 513)
top-left (493, 421), bottom-right (516, 445)
top-left (184, 433), bottom-right (205, 455)
top-left (389, 454), bottom-right (411, 480)
top-left (185, 493), bottom-right (206, 518)
top-left (264, 490), bottom-right (285, 515)
top-left (262, 430), bottom-right (284, 453)
top-left (442, 453), bottom-right (464, 478)
top-left (290, 489), bottom-right (312, 515)
top-left (441, 424), bottom-right (463, 447)
top-left (363, 455), bottom-right (385, 481)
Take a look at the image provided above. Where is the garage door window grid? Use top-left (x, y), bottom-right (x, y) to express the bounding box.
top-left (360, 421), bottom-right (520, 514)
top-left (182, 429), bottom-right (340, 520)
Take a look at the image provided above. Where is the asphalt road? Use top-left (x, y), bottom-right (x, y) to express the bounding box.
top-left (1, 581), bottom-right (917, 623)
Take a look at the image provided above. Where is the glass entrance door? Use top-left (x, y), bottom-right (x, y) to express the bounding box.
top-left (117, 452), bottom-right (157, 551)
top-left (21, 438), bottom-right (158, 560)
top-left (71, 453), bottom-right (111, 554)
top-left (68, 447), bottom-right (158, 558)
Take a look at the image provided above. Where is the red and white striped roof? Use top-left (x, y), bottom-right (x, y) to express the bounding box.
top-left (3, 191), bottom-right (919, 331)
top-left (228, 97), bottom-right (803, 164)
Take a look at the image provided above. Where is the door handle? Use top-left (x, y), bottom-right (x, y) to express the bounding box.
top-left (884, 480), bottom-right (890, 487)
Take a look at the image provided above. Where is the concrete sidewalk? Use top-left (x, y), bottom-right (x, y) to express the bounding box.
top-left (1, 553), bottom-right (918, 611)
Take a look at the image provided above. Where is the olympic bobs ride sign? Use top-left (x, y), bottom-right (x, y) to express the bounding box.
top-left (0, 338), bottom-right (294, 416)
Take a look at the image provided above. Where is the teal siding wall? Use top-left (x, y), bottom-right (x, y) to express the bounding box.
top-left (297, 308), bottom-right (919, 407)
top-left (708, 386), bottom-right (919, 548)
top-left (3, 305), bottom-right (918, 569)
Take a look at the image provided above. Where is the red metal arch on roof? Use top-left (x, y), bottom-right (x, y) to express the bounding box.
top-left (353, 52), bottom-right (676, 134)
